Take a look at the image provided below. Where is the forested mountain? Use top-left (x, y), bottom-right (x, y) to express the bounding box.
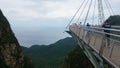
top-left (0, 10), bottom-right (33, 68)
top-left (107, 15), bottom-right (120, 25)
top-left (22, 37), bottom-right (77, 68)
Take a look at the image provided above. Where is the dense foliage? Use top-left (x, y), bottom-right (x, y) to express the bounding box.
top-left (22, 37), bottom-right (77, 68)
top-left (0, 59), bottom-right (9, 68)
top-left (63, 45), bottom-right (93, 68)
top-left (107, 15), bottom-right (120, 25)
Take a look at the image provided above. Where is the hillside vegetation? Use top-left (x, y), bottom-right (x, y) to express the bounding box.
top-left (107, 15), bottom-right (120, 25)
top-left (63, 45), bottom-right (93, 68)
top-left (22, 37), bottom-right (77, 68)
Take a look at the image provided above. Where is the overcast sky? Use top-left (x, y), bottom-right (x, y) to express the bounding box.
top-left (0, 0), bottom-right (120, 47)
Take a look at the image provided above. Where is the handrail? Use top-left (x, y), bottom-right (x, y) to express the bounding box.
top-left (78, 26), bottom-right (120, 39)
top-left (82, 27), bottom-right (120, 38)
top-left (81, 26), bottom-right (120, 32)
top-left (111, 26), bottom-right (120, 28)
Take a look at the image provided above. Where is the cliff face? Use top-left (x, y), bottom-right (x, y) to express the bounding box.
top-left (0, 10), bottom-right (33, 68)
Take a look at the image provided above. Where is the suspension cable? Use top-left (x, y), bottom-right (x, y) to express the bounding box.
top-left (83, 0), bottom-right (93, 25)
top-left (104, 0), bottom-right (112, 15)
top-left (92, 0), bottom-right (96, 25)
top-left (76, 0), bottom-right (89, 24)
top-left (65, 0), bottom-right (86, 30)
top-left (106, 0), bottom-right (115, 15)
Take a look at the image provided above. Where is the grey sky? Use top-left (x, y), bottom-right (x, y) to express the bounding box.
top-left (0, 0), bottom-right (120, 47)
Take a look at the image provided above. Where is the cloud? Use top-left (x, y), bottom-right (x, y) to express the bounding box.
top-left (0, 0), bottom-right (120, 47)
top-left (1, 0), bottom-right (120, 20)
top-left (0, 0), bottom-right (81, 20)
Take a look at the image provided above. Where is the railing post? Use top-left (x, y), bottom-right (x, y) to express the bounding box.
top-left (99, 35), bottom-right (106, 55)
top-left (77, 27), bottom-right (81, 37)
top-left (109, 44), bottom-right (114, 58)
top-left (93, 32), bottom-right (97, 46)
top-left (87, 31), bottom-right (91, 45)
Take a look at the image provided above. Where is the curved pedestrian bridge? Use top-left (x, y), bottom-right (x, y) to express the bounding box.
top-left (66, 25), bottom-right (120, 68)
